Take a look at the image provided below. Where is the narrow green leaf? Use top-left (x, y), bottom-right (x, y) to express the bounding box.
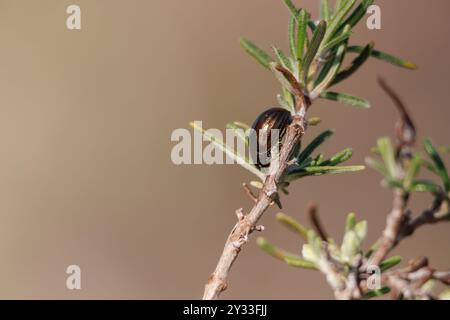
top-left (308, 20), bottom-right (317, 33)
top-left (282, 0), bottom-right (299, 19)
top-left (345, 212), bottom-right (356, 232)
top-left (301, 21), bottom-right (327, 83)
top-left (321, 0), bottom-right (356, 49)
top-left (424, 138), bottom-right (450, 192)
top-left (355, 220), bottom-right (368, 241)
top-left (282, 87), bottom-right (295, 113)
top-left (411, 180), bottom-right (441, 193)
top-left (332, 42), bottom-right (374, 86)
top-left (341, 0), bottom-right (374, 29)
top-left (363, 287), bottom-right (391, 299)
top-left (272, 47), bottom-right (293, 71)
top-left (320, 0), bottom-right (332, 21)
top-left (226, 122), bottom-right (249, 147)
top-left (276, 212), bottom-right (308, 239)
top-left (239, 38), bottom-right (273, 70)
top-left (320, 91), bottom-right (370, 108)
top-left (403, 154), bottom-right (422, 191)
top-left (190, 122), bottom-right (265, 181)
top-left (365, 157), bottom-right (388, 176)
top-left (311, 35), bottom-right (348, 97)
top-left (420, 158), bottom-right (440, 176)
top-left (287, 165), bottom-right (365, 180)
top-left (311, 154), bottom-right (325, 166)
top-left (321, 148), bottom-right (353, 166)
top-left (377, 137), bottom-right (397, 178)
top-left (380, 256), bottom-right (402, 272)
top-left (313, 56), bottom-right (335, 87)
top-left (321, 30), bottom-right (352, 52)
top-left (256, 237), bottom-right (303, 262)
top-left (297, 130), bottom-right (334, 165)
top-left (230, 121), bottom-right (250, 131)
top-left (277, 93), bottom-right (293, 113)
top-left (285, 256), bottom-right (317, 269)
top-left (297, 10), bottom-right (309, 64)
top-left (289, 15), bottom-right (297, 59)
top-left (383, 178), bottom-right (404, 190)
top-left (308, 117), bottom-right (322, 126)
top-left (335, 0), bottom-right (344, 12)
top-left (365, 239), bottom-right (380, 258)
top-left (347, 46), bottom-right (418, 70)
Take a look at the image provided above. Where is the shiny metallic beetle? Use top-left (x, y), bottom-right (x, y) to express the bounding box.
top-left (250, 107), bottom-right (293, 169)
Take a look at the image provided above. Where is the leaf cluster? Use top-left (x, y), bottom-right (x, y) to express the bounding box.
top-left (367, 137), bottom-right (450, 197)
top-left (257, 211), bottom-right (400, 299)
top-left (240, 0), bottom-right (416, 111)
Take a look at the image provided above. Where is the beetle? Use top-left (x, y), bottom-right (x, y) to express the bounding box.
top-left (250, 107), bottom-right (293, 169)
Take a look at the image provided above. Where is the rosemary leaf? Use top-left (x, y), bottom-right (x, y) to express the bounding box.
top-left (297, 130), bottom-right (334, 165)
top-left (297, 9), bottom-right (309, 65)
top-left (190, 122), bottom-right (265, 181)
top-left (424, 138), bottom-right (450, 192)
top-left (301, 20), bottom-right (327, 84)
top-left (320, 91), bottom-right (371, 108)
top-left (239, 37), bottom-right (273, 70)
top-left (289, 14), bottom-right (297, 59)
top-left (272, 46), bottom-right (293, 71)
top-left (347, 45), bottom-right (418, 70)
top-left (341, 0), bottom-right (374, 29)
top-left (320, 0), bottom-right (332, 21)
top-left (332, 42), bottom-right (374, 86)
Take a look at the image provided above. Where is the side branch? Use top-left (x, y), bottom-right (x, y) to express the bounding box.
top-left (202, 107), bottom-right (308, 300)
top-left (369, 194), bottom-right (449, 267)
top-left (369, 190), bottom-right (409, 266)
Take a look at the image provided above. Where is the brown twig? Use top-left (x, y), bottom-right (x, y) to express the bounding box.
top-left (368, 190), bottom-right (410, 266)
top-left (400, 198), bottom-right (450, 240)
top-left (381, 257), bottom-right (448, 300)
top-left (367, 79), bottom-right (419, 267)
top-left (306, 202), bottom-right (329, 241)
top-left (378, 78), bottom-right (416, 156)
top-left (202, 90), bottom-right (310, 300)
top-left (242, 183), bottom-right (258, 203)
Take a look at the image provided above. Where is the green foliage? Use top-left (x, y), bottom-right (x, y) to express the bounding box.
top-left (194, 0), bottom-right (446, 301)
top-left (424, 138), bottom-right (450, 192)
top-left (366, 137), bottom-right (450, 197)
top-left (238, 0), bottom-right (415, 110)
top-left (190, 122), bottom-right (265, 181)
top-left (379, 256), bottom-right (402, 272)
top-left (239, 38), bottom-right (272, 70)
top-left (276, 212), bottom-right (308, 239)
top-left (320, 91), bottom-right (370, 108)
top-left (258, 210), bottom-right (405, 299)
top-left (203, 0), bottom-right (415, 187)
top-left (286, 130), bottom-right (364, 182)
top-left (347, 46), bottom-right (418, 69)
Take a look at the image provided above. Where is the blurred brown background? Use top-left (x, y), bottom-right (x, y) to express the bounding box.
top-left (0, 0), bottom-right (449, 299)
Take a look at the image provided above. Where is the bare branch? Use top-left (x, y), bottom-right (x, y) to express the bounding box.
top-left (382, 257), bottom-right (438, 300)
top-left (368, 190), bottom-right (409, 266)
